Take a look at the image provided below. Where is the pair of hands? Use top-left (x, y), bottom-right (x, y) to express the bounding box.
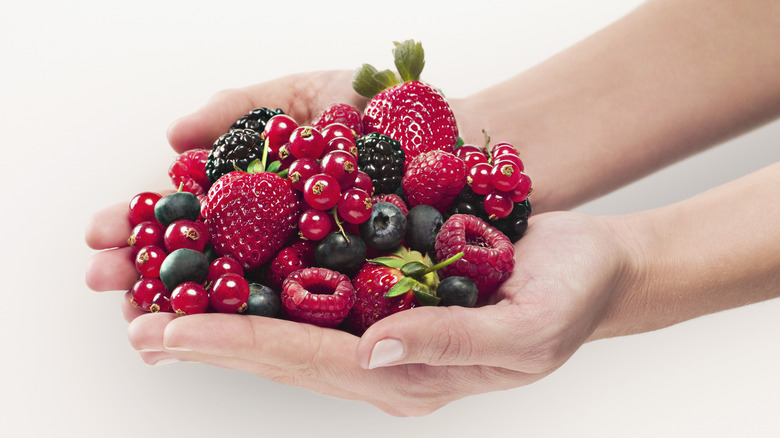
top-left (85, 71), bottom-right (633, 416)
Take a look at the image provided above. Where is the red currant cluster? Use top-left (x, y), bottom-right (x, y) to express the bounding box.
top-left (456, 142), bottom-right (532, 219)
top-left (261, 115), bottom-right (375, 241)
top-left (126, 191), bottom-right (251, 316)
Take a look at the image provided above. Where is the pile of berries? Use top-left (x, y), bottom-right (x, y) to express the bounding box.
top-left (121, 40), bottom-right (533, 335)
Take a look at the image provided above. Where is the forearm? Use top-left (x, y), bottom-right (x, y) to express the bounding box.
top-left (595, 161), bottom-right (780, 339)
top-left (453, 0), bottom-right (780, 213)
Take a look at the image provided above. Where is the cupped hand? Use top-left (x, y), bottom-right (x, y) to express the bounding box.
top-left (101, 211), bottom-right (636, 417)
top-left (166, 70), bottom-right (368, 154)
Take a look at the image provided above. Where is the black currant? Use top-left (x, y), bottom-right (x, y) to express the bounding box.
top-left (437, 276), bottom-right (478, 307)
top-left (314, 232), bottom-right (367, 276)
top-left (154, 191), bottom-right (200, 227)
top-left (359, 202), bottom-right (407, 251)
top-left (159, 248), bottom-right (210, 291)
top-left (245, 283), bottom-right (281, 318)
top-left (405, 204), bottom-right (443, 255)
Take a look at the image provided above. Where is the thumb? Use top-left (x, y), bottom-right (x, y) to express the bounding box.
top-left (356, 304), bottom-right (555, 372)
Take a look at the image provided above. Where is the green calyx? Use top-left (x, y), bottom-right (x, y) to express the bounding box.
top-left (352, 39), bottom-right (426, 99)
top-left (367, 247), bottom-right (465, 306)
top-left (241, 138), bottom-right (287, 177)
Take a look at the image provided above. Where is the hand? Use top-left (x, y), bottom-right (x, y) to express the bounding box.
top-left (166, 70), bottom-right (368, 154)
top-left (103, 211), bottom-right (634, 416)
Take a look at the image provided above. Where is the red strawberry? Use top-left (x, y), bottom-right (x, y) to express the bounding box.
top-left (345, 262), bottom-right (417, 335)
top-left (354, 40), bottom-right (458, 167)
top-left (311, 103), bottom-right (364, 137)
top-left (266, 239), bottom-right (316, 290)
top-left (280, 267), bottom-right (355, 328)
top-left (204, 171), bottom-right (302, 271)
top-left (434, 214), bottom-right (515, 297)
top-left (401, 150), bottom-right (467, 213)
top-left (344, 247), bottom-right (441, 335)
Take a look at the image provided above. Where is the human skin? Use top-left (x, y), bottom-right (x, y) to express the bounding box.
top-left (85, 0), bottom-right (780, 417)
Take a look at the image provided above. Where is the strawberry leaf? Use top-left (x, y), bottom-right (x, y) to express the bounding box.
top-left (367, 255), bottom-right (406, 269)
top-left (393, 40), bottom-right (425, 83)
top-left (266, 160), bottom-right (281, 174)
top-left (353, 64), bottom-right (400, 99)
top-left (385, 276), bottom-right (417, 298)
top-left (413, 288), bottom-right (441, 306)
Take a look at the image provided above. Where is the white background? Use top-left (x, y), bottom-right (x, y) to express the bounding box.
top-left (2, 1), bottom-right (779, 437)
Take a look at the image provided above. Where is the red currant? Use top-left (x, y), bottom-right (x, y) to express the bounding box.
top-left (209, 273), bottom-right (250, 314)
top-left (263, 114), bottom-right (298, 151)
top-left (149, 290), bottom-right (173, 313)
top-left (491, 142), bottom-right (518, 157)
top-left (509, 172), bottom-right (532, 202)
top-left (128, 221), bottom-right (165, 255)
top-left (320, 150), bottom-right (358, 190)
top-left (323, 136), bottom-right (358, 157)
top-left (287, 158), bottom-right (320, 192)
top-left (490, 161), bottom-right (522, 192)
top-left (483, 190), bottom-right (514, 219)
top-left (129, 192), bottom-right (161, 226)
top-left (298, 208), bottom-right (334, 241)
top-left (164, 219), bottom-right (209, 253)
top-left (353, 171), bottom-right (374, 195)
top-left (207, 256), bottom-right (243, 283)
top-left (130, 277), bottom-right (167, 312)
top-left (289, 126), bottom-right (326, 160)
top-left (492, 153), bottom-right (525, 172)
top-left (462, 151), bottom-right (489, 168)
top-left (320, 123), bottom-right (355, 144)
top-left (303, 173), bottom-right (341, 210)
top-left (337, 188), bottom-right (373, 224)
top-left (134, 245), bottom-right (166, 278)
top-left (454, 144), bottom-right (484, 161)
top-left (171, 282), bottom-right (210, 315)
top-left (467, 162), bottom-right (494, 195)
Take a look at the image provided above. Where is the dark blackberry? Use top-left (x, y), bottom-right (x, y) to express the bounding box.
top-left (230, 107), bottom-right (284, 134)
top-left (205, 129), bottom-right (264, 182)
top-left (355, 132), bottom-right (405, 195)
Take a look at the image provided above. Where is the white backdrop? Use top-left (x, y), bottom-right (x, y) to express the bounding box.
top-left (2, 1), bottom-right (779, 437)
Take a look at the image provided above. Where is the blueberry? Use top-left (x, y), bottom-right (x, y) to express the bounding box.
top-left (359, 202), bottom-right (407, 251)
top-left (159, 248), bottom-right (209, 291)
top-left (437, 276), bottom-right (478, 307)
top-left (314, 232), bottom-right (366, 276)
top-left (405, 204), bottom-right (443, 254)
top-left (245, 283), bottom-right (281, 318)
top-left (154, 191), bottom-right (200, 227)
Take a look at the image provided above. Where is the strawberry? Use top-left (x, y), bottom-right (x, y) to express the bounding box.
top-left (203, 169), bottom-right (302, 271)
top-left (401, 149), bottom-right (467, 213)
top-left (344, 247), bottom-right (456, 335)
top-left (353, 40), bottom-right (459, 168)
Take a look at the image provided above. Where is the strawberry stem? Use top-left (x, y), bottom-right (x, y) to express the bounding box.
top-left (416, 251), bottom-right (464, 278)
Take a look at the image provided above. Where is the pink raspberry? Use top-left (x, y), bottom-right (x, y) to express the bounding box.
top-left (402, 150), bottom-right (466, 213)
top-left (281, 267), bottom-right (355, 328)
top-left (434, 214), bottom-right (515, 297)
top-left (169, 149), bottom-right (211, 196)
top-left (311, 103), bottom-right (363, 137)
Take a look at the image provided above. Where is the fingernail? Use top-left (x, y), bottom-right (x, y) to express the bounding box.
top-left (152, 358), bottom-right (179, 367)
top-left (164, 345), bottom-right (193, 352)
top-left (368, 338), bottom-right (404, 369)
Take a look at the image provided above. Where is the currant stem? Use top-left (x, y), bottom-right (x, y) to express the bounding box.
top-left (331, 207), bottom-right (350, 243)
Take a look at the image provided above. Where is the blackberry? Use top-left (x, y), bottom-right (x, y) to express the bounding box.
top-left (230, 107), bottom-right (284, 134)
top-left (447, 188), bottom-right (532, 243)
top-left (355, 132), bottom-right (405, 195)
top-left (205, 129), bottom-right (264, 183)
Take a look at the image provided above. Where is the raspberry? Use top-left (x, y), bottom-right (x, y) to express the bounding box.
top-left (434, 214), bottom-right (515, 297)
top-left (281, 267), bottom-right (355, 328)
top-left (168, 149), bottom-right (211, 196)
top-left (311, 103), bottom-right (363, 137)
top-left (402, 150), bottom-right (466, 213)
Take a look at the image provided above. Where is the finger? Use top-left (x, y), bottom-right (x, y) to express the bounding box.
top-left (127, 311), bottom-right (178, 351)
top-left (356, 304), bottom-right (566, 374)
top-left (121, 291), bottom-right (148, 322)
top-left (85, 201), bottom-right (132, 250)
top-left (85, 247), bottom-right (137, 292)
